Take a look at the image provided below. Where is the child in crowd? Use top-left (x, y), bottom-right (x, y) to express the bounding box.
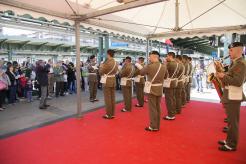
top-left (26, 78), bottom-right (33, 103)
top-left (19, 73), bottom-right (27, 98)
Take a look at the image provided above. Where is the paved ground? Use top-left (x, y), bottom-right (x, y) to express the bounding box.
top-left (0, 88), bottom-right (245, 138)
top-left (0, 90), bottom-right (125, 138)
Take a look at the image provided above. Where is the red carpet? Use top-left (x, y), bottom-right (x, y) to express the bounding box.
top-left (0, 99), bottom-right (246, 164)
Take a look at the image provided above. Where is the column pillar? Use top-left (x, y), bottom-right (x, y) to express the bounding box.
top-left (223, 33), bottom-right (232, 65)
top-left (8, 49), bottom-right (12, 62)
top-left (104, 34), bottom-right (109, 60)
top-left (98, 36), bottom-right (103, 62)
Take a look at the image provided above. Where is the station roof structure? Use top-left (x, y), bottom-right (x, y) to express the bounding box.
top-left (0, 0), bottom-right (246, 54)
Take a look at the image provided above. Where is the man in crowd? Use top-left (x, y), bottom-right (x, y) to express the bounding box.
top-left (54, 61), bottom-right (65, 97)
top-left (67, 62), bottom-right (76, 94)
top-left (35, 60), bottom-right (49, 109)
top-left (47, 59), bottom-right (55, 98)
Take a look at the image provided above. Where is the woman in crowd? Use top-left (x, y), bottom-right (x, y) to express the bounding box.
top-left (6, 64), bottom-right (17, 104)
top-left (0, 60), bottom-right (10, 110)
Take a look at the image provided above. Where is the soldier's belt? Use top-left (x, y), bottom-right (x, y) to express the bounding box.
top-left (88, 73), bottom-right (97, 75)
top-left (121, 77), bottom-right (131, 80)
top-left (151, 83), bottom-right (163, 86)
top-left (178, 79), bottom-right (185, 82)
top-left (169, 78), bottom-right (178, 81)
top-left (106, 75), bottom-right (115, 77)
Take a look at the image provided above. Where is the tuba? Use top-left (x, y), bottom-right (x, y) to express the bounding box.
top-left (207, 61), bottom-right (224, 98)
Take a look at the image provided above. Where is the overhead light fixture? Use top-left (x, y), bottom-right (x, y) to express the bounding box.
top-left (83, 3), bottom-right (91, 8)
top-left (117, 0), bottom-right (137, 4)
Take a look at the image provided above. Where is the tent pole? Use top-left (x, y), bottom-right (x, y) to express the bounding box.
top-left (75, 20), bottom-right (82, 118)
top-left (175, 0), bottom-right (179, 31)
top-left (146, 39), bottom-right (149, 63)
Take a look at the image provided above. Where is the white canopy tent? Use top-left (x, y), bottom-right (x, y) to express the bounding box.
top-left (1, 0), bottom-right (246, 38)
top-left (1, 0), bottom-right (246, 116)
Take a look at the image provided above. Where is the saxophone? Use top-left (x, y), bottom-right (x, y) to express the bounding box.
top-left (207, 61), bottom-right (224, 98)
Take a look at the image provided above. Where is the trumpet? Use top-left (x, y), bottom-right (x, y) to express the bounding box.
top-left (207, 60), bottom-right (224, 98)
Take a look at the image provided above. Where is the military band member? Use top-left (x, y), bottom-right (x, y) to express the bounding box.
top-left (181, 55), bottom-right (189, 107)
top-left (88, 55), bottom-right (99, 102)
top-left (163, 52), bottom-right (179, 120)
top-left (140, 51), bottom-right (166, 131)
top-left (133, 57), bottom-right (145, 107)
top-left (186, 57), bottom-right (193, 103)
top-left (119, 56), bottom-right (134, 112)
top-left (216, 42), bottom-right (246, 151)
top-left (175, 55), bottom-right (185, 114)
top-left (99, 49), bottom-right (118, 119)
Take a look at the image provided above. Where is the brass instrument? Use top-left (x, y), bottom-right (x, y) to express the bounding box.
top-left (207, 61), bottom-right (224, 98)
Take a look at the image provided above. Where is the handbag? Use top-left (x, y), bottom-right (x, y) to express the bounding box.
top-left (100, 75), bottom-right (107, 84)
top-left (163, 78), bottom-right (172, 88)
top-left (0, 80), bottom-right (7, 91)
top-left (120, 77), bottom-right (127, 86)
top-left (100, 61), bottom-right (116, 84)
top-left (120, 65), bottom-right (134, 86)
top-left (144, 64), bottom-right (162, 94)
top-left (144, 81), bottom-right (152, 93)
top-left (134, 75), bottom-right (141, 82)
top-left (163, 63), bottom-right (179, 88)
top-left (228, 85), bottom-right (243, 100)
